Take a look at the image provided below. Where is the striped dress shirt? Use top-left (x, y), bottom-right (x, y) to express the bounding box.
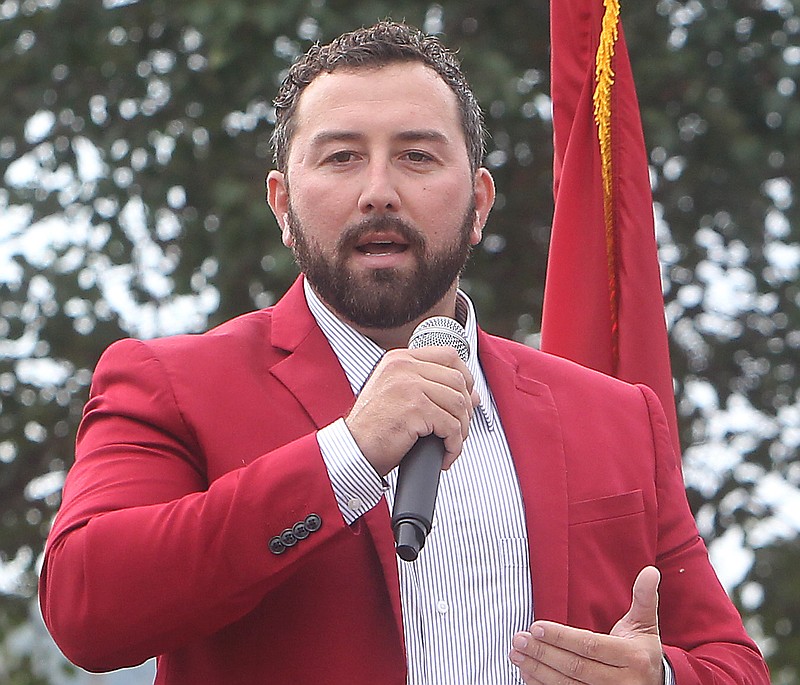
top-left (307, 280), bottom-right (532, 685)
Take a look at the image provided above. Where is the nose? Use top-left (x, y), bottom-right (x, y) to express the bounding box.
top-left (357, 161), bottom-right (401, 214)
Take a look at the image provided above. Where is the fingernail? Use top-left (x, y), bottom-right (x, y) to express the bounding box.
top-left (512, 633), bottom-right (529, 650)
top-left (531, 625), bottom-right (545, 638)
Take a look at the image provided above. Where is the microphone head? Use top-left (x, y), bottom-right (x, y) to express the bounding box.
top-left (408, 316), bottom-right (469, 363)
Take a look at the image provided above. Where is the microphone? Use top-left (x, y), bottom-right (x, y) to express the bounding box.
top-left (391, 316), bottom-right (470, 562)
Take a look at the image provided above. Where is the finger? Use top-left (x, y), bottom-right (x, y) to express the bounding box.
top-left (511, 632), bottom-right (584, 685)
top-left (611, 566), bottom-right (661, 637)
top-left (405, 360), bottom-right (476, 440)
top-left (407, 346), bottom-right (476, 393)
top-left (423, 380), bottom-right (474, 434)
top-left (631, 566), bottom-right (660, 624)
top-left (385, 349), bottom-right (475, 412)
top-left (512, 627), bottom-right (623, 685)
top-left (412, 383), bottom-right (474, 470)
top-left (405, 385), bottom-right (471, 453)
top-left (523, 622), bottom-right (629, 668)
top-left (511, 641), bottom-right (591, 685)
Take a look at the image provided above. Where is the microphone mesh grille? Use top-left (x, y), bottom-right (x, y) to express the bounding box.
top-left (408, 317), bottom-right (469, 363)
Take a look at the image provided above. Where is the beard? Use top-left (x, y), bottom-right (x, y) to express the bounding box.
top-left (287, 205), bottom-right (474, 329)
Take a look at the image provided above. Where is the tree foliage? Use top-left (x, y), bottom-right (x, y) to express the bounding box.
top-left (1, 0), bottom-right (798, 681)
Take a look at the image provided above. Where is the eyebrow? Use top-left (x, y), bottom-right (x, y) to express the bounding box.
top-left (395, 129), bottom-right (450, 145)
top-left (308, 129), bottom-right (451, 147)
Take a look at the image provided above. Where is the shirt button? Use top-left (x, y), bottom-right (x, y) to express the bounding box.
top-left (436, 600), bottom-right (448, 614)
top-left (347, 496), bottom-right (363, 511)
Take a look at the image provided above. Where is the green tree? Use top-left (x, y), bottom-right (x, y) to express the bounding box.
top-left (1, 0), bottom-right (797, 682)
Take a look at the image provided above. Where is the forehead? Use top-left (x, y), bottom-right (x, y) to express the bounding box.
top-left (291, 61), bottom-right (464, 141)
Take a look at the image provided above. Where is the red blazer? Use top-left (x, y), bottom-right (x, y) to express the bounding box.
top-left (40, 277), bottom-right (768, 685)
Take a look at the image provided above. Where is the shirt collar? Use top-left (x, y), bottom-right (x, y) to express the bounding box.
top-left (303, 278), bottom-right (494, 427)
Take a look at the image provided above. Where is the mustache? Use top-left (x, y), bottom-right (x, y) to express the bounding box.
top-left (337, 216), bottom-right (427, 252)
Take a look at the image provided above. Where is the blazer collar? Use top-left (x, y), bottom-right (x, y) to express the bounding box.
top-left (268, 276), bottom-right (356, 429)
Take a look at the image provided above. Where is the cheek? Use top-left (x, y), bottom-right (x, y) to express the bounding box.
top-left (417, 176), bottom-right (472, 212)
top-left (292, 185), bottom-right (353, 224)
top-left (419, 188), bottom-right (474, 232)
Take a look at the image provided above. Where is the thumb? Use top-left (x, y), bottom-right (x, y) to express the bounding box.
top-left (610, 566), bottom-right (661, 638)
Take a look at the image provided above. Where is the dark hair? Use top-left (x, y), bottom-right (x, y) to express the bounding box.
top-left (271, 21), bottom-right (485, 173)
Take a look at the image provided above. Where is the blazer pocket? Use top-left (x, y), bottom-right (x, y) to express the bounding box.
top-left (569, 490), bottom-right (644, 525)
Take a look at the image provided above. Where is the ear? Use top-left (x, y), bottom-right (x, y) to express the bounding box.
top-left (469, 167), bottom-right (496, 246)
top-left (265, 170), bottom-right (294, 247)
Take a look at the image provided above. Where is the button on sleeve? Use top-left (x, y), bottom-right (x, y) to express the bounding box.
top-left (268, 536), bottom-right (286, 555)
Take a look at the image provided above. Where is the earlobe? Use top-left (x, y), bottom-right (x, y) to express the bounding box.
top-left (281, 214), bottom-right (294, 247)
top-left (469, 210), bottom-right (483, 246)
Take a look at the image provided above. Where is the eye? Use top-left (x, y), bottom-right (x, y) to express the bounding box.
top-left (326, 150), bottom-right (358, 164)
top-left (404, 150), bottom-right (434, 163)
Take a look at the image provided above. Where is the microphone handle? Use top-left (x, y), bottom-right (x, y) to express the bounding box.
top-left (391, 434), bottom-right (444, 561)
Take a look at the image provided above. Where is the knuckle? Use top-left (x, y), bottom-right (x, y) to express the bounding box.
top-left (382, 350), bottom-right (413, 372)
top-left (378, 349), bottom-right (401, 367)
top-left (530, 640), bottom-right (546, 661)
top-left (438, 346), bottom-right (460, 362)
top-left (581, 634), bottom-right (600, 657)
top-left (567, 655), bottom-right (585, 678)
top-left (443, 433), bottom-right (463, 454)
top-left (525, 656), bottom-right (544, 677)
top-left (550, 627), bottom-right (566, 647)
top-left (446, 413), bottom-right (463, 434)
top-left (628, 649), bottom-right (656, 675)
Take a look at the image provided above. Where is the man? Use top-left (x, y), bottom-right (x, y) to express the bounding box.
top-left (40, 21), bottom-right (769, 685)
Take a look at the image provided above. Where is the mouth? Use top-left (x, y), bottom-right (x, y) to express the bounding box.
top-left (354, 233), bottom-right (410, 256)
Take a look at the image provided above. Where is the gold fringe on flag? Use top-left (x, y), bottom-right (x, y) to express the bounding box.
top-left (593, 0), bottom-right (621, 368)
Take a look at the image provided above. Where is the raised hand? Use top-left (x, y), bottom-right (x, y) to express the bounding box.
top-left (510, 566), bottom-right (664, 685)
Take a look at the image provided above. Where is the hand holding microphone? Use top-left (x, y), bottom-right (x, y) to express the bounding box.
top-left (343, 317), bottom-right (475, 560)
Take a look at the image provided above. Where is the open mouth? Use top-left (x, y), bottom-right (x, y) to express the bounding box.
top-left (356, 240), bottom-right (408, 255)
top-left (354, 234), bottom-right (410, 256)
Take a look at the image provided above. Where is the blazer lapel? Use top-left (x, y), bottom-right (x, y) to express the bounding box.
top-left (268, 278), bottom-right (405, 643)
top-left (479, 331), bottom-right (570, 624)
top-left (268, 278), bottom-right (356, 427)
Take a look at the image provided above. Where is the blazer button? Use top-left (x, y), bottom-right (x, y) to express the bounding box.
top-left (268, 536), bottom-right (286, 555)
top-left (304, 513), bottom-right (322, 532)
top-left (292, 521), bottom-right (310, 540)
top-left (280, 529), bottom-right (298, 547)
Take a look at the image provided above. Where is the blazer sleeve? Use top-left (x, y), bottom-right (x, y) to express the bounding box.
top-left (39, 338), bottom-right (350, 672)
top-left (639, 385), bottom-right (770, 685)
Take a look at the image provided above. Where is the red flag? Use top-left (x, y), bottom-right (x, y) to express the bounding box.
top-left (541, 0), bottom-right (681, 456)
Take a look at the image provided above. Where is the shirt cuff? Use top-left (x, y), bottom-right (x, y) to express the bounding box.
top-left (317, 418), bottom-right (386, 525)
top-left (663, 654), bottom-right (675, 685)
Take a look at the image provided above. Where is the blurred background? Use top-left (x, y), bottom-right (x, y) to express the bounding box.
top-left (1, 0), bottom-right (798, 682)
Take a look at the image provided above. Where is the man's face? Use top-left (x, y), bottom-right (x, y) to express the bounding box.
top-left (266, 61), bottom-right (494, 330)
